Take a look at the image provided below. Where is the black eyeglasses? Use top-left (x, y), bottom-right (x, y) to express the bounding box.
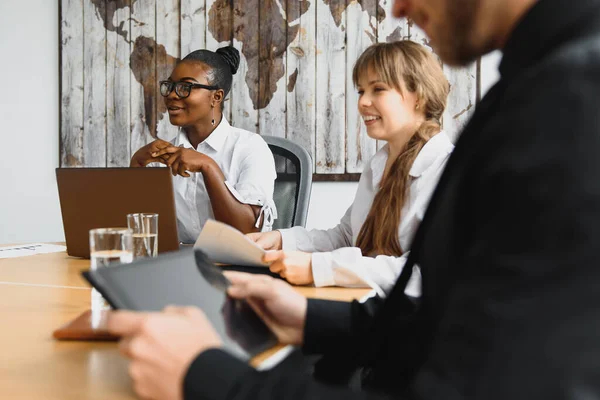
top-left (159, 80), bottom-right (219, 99)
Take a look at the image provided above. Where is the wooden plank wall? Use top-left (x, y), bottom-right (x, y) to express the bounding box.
top-left (60, 0), bottom-right (479, 180)
top-left (106, 0), bottom-right (131, 167)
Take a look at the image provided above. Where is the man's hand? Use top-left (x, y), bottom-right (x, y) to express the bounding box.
top-left (107, 306), bottom-right (222, 400)
top-left (246, 230), bottom-right (283, 251)
top-left (225, 271), bottom-right (307, 345)
top-left (151, 147), bottom-right (215, 177)
top-left (130, 139), bottom-right (172, 167)
top-left (265, 250), bottom-right (314, 285)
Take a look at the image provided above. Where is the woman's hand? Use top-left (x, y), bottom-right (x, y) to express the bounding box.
top-left (130, 139), bottom-right (172, 167)
top-left (246, 231), bottom-right (283, 250)
top-left (151, 147), bottom-right (215, 177)
top-left (265, 250), bottom-right (314, 285)
top-left (225, 271), bottom-right (308, 345)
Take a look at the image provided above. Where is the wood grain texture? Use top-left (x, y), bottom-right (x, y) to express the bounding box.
top-left (231, 0), bottom-right (259, 133)
top-left (60, 0), bottom-right (85, 167)
top-left (83, 0), bottom-right (107, 167)
top-left (181, 0), bottom-right (207, 56)
top-left (0, 284), bottom-right (134, 400)
top-left (407, 21), bottom-right (433, 51)
top-left (257, 0), bottom-right (287, 135)
top-left (130, 0), bottom-right (156, 153)
top-left (443, 63), bottom-right (477, 142)
top-left (286, 0), bottom-right (316, 172)
top-left (408, 22), bottom-right (477, 142)
top-left (206, 0), bottom-right (233, 122)
top-left (106, 0), bottom-right (131, 167)
top-left (0, 248), bottom-right (369, 399)
top-left (315, 0), bottom-right (346, 174)
top-left (155, 0), bottom-right (180, 142)
top-left (377, 0), bottom-right (409, 43)
top-left (258, 0), bottom-right (289, 172)
top-left (375, 0), bottom-right (409, 151)
top-left (61, 0), bottom-right (479, 178)
top-left (346, 0), bottom-right (378, 173)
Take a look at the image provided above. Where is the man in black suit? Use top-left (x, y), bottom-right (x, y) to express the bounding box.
top-left (108, 0), bottom-right (600, 398)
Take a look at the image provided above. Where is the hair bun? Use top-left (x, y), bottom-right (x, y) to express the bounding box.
top-left (216, 46), bottom-right (240, 75)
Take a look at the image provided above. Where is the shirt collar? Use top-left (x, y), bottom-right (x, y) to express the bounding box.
top-left (175, 116), bottom-right (231, 152)
top-left (202, 116), bottom-right (230, 151)
top-left (499, 0), bottom-right (600, 79)
top-left (409, 131), bottom-right (453, 178)
top-left (370, 130), bottom-right (453, 186)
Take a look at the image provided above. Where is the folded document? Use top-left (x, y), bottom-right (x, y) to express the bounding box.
top-left (194, 220), bottom-right (268, 267)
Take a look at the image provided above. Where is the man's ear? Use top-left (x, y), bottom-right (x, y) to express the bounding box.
top-left (212, 89), bottom-right (225, 106)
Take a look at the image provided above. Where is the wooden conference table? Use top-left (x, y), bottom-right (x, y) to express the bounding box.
top-left (0, 247), bottom-right (370, 399)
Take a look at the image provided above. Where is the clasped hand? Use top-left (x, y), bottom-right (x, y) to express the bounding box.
top-left (151, 146), bottom-right (210, 177)
top-left (130, 139), bottom-right (212, 177)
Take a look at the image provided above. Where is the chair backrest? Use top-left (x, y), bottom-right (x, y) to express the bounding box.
top-left (262, 136), bottom-right (312, 229)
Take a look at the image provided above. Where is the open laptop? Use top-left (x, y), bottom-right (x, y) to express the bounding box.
top-left (56, 167), bottom-right (180, 258)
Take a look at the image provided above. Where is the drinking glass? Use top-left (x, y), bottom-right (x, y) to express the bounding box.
top-left (127, 213), bottom-right (159, 259)
top-left (89, 228), bottom-right (133, 316)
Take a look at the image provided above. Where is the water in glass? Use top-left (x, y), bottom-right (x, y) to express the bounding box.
top-left (132, 233), bottom-right (158, 259)
top-left (90, 249), bottom-right (133, 311)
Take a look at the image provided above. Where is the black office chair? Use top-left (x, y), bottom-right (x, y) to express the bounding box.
top-left (262, 136), bottom-right (312, 229)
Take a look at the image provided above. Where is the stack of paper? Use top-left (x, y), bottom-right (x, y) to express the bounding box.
top-left (0, 243), bottom-right (67, 259)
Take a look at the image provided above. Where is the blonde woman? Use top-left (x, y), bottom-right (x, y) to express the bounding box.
top-left (249, 41), bottom-right (453, 296)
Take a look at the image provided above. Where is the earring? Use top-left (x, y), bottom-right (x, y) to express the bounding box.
top-left (415, 103), bottom-right (420, 110)
top-left (211, 105), bottom-right (215, 126)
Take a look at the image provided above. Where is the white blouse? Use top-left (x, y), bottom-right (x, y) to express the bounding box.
top-left (280, 131), bottom-right (454, 296)
top-left (170, 117), bottom-right (277, 243)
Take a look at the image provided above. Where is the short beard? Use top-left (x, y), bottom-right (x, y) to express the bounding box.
top-left (435, 0), bottom-right (488, 66)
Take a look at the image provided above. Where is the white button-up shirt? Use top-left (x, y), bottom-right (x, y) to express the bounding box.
top-left (280, 131), bottom-right (454, 296)
top-left (171, 118), bottom-right (277, 243)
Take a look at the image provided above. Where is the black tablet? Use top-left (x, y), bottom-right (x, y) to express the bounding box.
top-left (82, 248), bottom-right (278, 361)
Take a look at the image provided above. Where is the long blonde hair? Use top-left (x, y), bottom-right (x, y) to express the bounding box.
top-left (354, 41), bottom-right (449, 257)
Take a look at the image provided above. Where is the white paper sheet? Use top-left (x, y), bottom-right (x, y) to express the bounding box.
top-left (194, 220), bottom-right (268, 267)
top-left (0, 243), bottom-right (67, 259)
top-left (256, 345), bottom-right (295, 371)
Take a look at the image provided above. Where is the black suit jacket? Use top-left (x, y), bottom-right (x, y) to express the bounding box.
top-left (184, 0), bottom-right (600, 398)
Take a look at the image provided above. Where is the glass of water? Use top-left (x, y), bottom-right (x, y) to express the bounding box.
top-left (127, 213), bottom-right (159, 259)
top-left (89, 228), bottom-right (133, 316)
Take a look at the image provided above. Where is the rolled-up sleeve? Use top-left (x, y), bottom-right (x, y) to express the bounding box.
top-left (224, 136), bottom-right (277, 231)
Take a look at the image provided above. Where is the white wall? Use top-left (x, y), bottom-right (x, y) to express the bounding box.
top-left (0, 0), bottom-right (63, 243)
top-left (0, 0), bottom-right (502, 242)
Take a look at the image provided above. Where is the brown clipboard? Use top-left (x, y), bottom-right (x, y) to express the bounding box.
top-left (52, 309), bottom-right (120, 341)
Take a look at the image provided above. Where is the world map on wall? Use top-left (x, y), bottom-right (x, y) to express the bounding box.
top-left (89, 0), bottom-right (396, 135)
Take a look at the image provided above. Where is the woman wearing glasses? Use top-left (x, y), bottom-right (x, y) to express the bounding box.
top-left (130, 46), bottom-right (277, 242)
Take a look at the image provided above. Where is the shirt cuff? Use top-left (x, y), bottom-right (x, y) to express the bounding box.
top-left (280, 227), bottom-right (299, 251)
top-left (224, 181), bottom-right (277, 231)
top-left (184, 348), bottom-right (254, 400)
top-left (311, 252), bottom-right (336, 287)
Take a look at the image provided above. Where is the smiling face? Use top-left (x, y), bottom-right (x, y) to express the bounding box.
top-left (392, 0), bottom-right (496, 65)
top-left (163, 61), bottom-right (220, 128)
top-left (357, 67), bottom-right (423, 146)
